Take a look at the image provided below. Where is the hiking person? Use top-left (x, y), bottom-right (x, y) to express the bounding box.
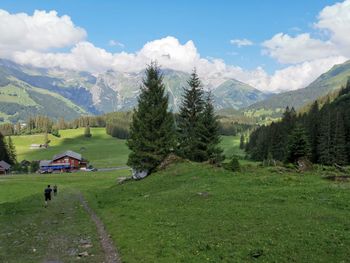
top-left (53, 185), bottom-right (58, 196)
top-left (44, 185), bottom-right (52, 207)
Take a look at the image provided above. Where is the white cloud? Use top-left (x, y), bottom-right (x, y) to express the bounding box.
top-left (0, 9), bottom-right (86, 57)
top-left (263, 0), bottom-right (350, 64)
top-left (262, 56), bottom-right (348, 92)
top-left (315, 0), bottom-right (350, 54)
top-left (1, 4), bottom-right (350, 93)
top-left (262, 33), bottom-right (338, 64)
top-left (108, 40), bottom-right (125, 48)
top-left (230, 38), bottom-right (253, 47)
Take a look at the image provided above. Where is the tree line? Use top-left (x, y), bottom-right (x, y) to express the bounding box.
top-left (0, 133), bottom-right (16, 165)
top-left (127, 63), bottom-right (223, 174)
top-left (246, 79), bottom-right (350, 165)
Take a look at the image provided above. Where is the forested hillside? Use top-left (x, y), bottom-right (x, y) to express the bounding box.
top-left (246, 80), bottom-right (350, 165)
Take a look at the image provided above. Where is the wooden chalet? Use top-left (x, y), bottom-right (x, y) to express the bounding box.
top-left (39, 150), bottom-right (88, 173)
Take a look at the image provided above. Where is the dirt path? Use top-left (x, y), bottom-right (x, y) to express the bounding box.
top-left (78, 194), bottom-right (121, 263)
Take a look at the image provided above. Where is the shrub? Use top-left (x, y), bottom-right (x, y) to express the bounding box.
top-left (224, 155), bottom-right (241, 172)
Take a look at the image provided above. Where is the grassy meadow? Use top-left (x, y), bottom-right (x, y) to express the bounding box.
top-left (0, 170), bottom-right (130, 262)
top-left (1, 164), bottom-right (350, 262)
top-left (12, 128), bottom-right (130, 168)
top-left (11, 128), bottom-right (240, 168)
top-left (2, 130), bottom-right (350, 262)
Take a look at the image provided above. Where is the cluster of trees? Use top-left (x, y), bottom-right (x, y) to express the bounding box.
top-left (246, 80), bottom-right (350, 165)
top-left (105, 112), bottom-right (132, 139)
top-left (218, 119), bottom-right (253, 136)
top-left (127, 63), bottom-right (223, 173)
top-left (0, 133), bottom-right (16, 165)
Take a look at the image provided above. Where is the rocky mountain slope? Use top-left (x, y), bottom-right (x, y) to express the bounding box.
top-left (0, 59), bottom-right (268, 123)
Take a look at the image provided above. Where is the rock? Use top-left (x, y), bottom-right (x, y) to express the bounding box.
top-left (197, 192), bottom-right (210, 198)
top-left (297, 158), bottom-right (313, 172)
top-left (78, 251), bottom-right (89, 257)
top-left (80, 243), bottom-right (93, 248)
top-left (250, 249), bottom-right (263, 258)
top-left (132, 169), bottom-right (148, 180)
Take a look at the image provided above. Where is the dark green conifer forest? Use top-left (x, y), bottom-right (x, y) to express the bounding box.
top-left (246, 79), bottom-right (350, 165)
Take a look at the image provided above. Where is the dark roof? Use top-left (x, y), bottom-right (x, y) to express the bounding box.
top-left (39, 160), bottom-right (51, 167)
top-left (52, 150), bottom-right (82, 161)
top-left (0, 160), bottom-right (11, 170)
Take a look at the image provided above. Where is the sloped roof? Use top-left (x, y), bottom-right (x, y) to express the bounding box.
top-left (0, 160), bottom-right (11, 170)
top-left (39, 160), bottom-right (51, 167)
top-left (52, 150), bottom-right (82, 161)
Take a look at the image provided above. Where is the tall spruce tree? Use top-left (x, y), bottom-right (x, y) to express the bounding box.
top-left (84, 125), bottom-right (92, 138)
top-left (177, 69), bottom-right (206, 161)
top-left (333, 112), bottom-right (347, 165)
top-left (306, 101), bottom-right (320, 163)
top-left (318, 111), bottom-right (334, 165)
top-left (127, 62), bottom-right (175, 172)
top-left (239, 134), bottom-right (245, 149)
top-left (286, 125), bottom-right (311, 163)
top-left (6, 136), bottom-right (16, 164)
top-left (0, 132), bottom-right (11, 163)
top-left (199, 92), bottom-right (224, 163)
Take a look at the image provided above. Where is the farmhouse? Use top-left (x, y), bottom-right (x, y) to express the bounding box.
top-left (39, 150), bottom-right (88, 173)
top-left (0, 160), bottom-right (11, 175)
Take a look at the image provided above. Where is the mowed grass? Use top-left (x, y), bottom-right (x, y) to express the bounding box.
top-left (85, 163), bottom-right (350, 262)
top-left (0, 170), bottom-right (130, 262)
top-left (12, 128), bottom-right (130, 168)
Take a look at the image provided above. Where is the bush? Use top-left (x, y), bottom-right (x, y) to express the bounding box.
top-left (224, 155), bottom-right (241, 172)
top-left (51, 128), bottom-right (60, 137)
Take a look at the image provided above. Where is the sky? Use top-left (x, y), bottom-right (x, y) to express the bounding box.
top-left (0, 0), bottom-right (349, 92)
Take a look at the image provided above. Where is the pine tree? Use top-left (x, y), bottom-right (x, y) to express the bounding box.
top-left (306, 101), bottom-right (320, 163)
top-left (177, 69), bottom-right (206, 161)
top-left (0, 132), bottom-right (11, 163)
top-left (6, 136), bottom-right (16, 164)
top-left (127, 62), bottom-right (175, 173)
top-left (84, 125), bottom-right (92, 138)
top-left (15, 122), bottom-right (21, 135)
top-left (286, 125), bottom-right (311, 163)
top-left (318, 111), bottom-right (334, 165)
top-left (199, 92), bottom-right (224, 163)
top-left (333, 112), bottom-right (347, 165)
top-left (239, 134), bottom-right (245, 149)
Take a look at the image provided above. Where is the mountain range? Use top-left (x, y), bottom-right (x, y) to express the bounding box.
top-left (1, 58), bottom-right (350, 124)
top-left (0, 59), bottom-right (269, 123)
top-left (248, 60), bottom-right (350, 114)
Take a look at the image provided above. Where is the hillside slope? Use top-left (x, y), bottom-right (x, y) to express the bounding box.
top-left (248, 60), bottom-right (350, 113)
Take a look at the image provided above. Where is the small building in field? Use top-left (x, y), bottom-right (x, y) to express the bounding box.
top-left (39, 150), bottom-right (88, 173)
top-left (0, 160), bottom-right (11, 175)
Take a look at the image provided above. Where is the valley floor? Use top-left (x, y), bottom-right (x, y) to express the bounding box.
top-left (1, 163), bottom-right (350, 262)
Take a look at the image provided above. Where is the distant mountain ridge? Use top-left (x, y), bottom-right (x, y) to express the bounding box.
top-left (248, 60), bottom-right (350, 113)
top-left (0, 59), bottom-right (269, 123)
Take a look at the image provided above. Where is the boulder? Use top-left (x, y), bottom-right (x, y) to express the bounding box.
top-left (132, 169), bottom-right (148, 180)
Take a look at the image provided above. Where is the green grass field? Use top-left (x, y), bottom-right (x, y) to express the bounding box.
top-left (12, 128), bottom-right (130, 168)
top-left (1, 163), bottom-right (349, 262)
top-left (12, 129), bottom-right (240, 168)
top-left (4, 131), bottom-right (350, 262)
top-left (0, 170), bottom-right (130, 262)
